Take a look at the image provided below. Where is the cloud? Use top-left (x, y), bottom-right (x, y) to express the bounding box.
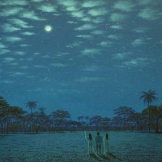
top-left (138, 0), bottom-right (159, 6)
top-left (82, 1), bottom-right (105, 8)
top-left (9, 18), bottom-right (33, 28)
top-left (12, 72), bottom-right (25, 76)
top-left (0, 43), bottom-right (6, 48)
top-left (31, 0), bottom-right (44, 2)
top-left (14, 51), bottom-right (26, 56)
top-left (113, 52), bottom-right (131, 60)
top-left (91, 30), bottom-right (104, 35)
top-left (92, 17), bottom-right (104, 23)
top-left (76, 76), bottom-right (102, 83)
top-left (21, 31), bottom-right (36, 36)
top-left (107, 35), bottom-right (120, 40)
top-left (114, 1), bottom-right (135, 12)
top-left (82, 64), bottom-right (99, 72)
top-left (1, 0), bottom-right (28, 6)
top-left (34, 65), bottom-right (46, 68)
top-left (81, 48), bottom-right (100, 57)
top-left (71, 11), bottom-right (85, 18)
top-left (55, 52), bottom-right (70, 57)
top-left (88, 8), bottom-right (108, 16)
top-left (20, 10), bottom-right (45, 21)
top-left (20, 44), bottom-right (30, 47)
top-left (110, 25), bottom-right (123, 30)
top-left (5, 36), bottom-right (23, 43)
top-left (66, 41), bottom-right (82, 48)
top-left (133, 27), bottom-right (148, 33)
top-left (75, 24), bottom-right (95, 31)
top-left (3, 57), bottom-right (15, 62)
top-left (76, 35), bottom-right (92, 39)
top-left (51, 63), bottom-right (67, 67)
top-left (0, 7), bottom-right (23, 17)
top-left (0, 80), bottom-right (14, 84)
top-left (98, 41), bottom-right (112, 47)
top-left (123, 58), bottom-right (152, 67)
top-left (0, 49), bottom-right (10, 55)
top-left (38, 3), bottom-right (57, 13)
top-left (110, 13), bottom-right (127, 21)
top-left (132, 38), bottom-right (144, 46)
top-left (138, 8), bottom-right (160, 20)
top-left (2, 23), bottom-right (20, 32)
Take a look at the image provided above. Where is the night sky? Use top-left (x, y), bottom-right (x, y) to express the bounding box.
top-left (0, 0), bottom-right (162, 119)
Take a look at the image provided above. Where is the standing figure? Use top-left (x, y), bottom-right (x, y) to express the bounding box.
top-left (104, 133), bottom-right (110, 154)
top-left (95, 132), bottom-right (103, 154)
top-left (84, 131), bottom-right (93, 154)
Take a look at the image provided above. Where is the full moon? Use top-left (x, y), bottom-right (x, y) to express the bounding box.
top-left (44, 25), bottom-right (52, 32)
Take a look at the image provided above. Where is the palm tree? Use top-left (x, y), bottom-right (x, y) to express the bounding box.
top-left (26, 101), bottom-right (37, 133)
top-left (26, 101), bottom-right (37, 114)
top-left (140, 90), bottom-right (158, 133)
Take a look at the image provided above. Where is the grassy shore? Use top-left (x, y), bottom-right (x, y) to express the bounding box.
top-left (0, 131), bottom-right (162, 162)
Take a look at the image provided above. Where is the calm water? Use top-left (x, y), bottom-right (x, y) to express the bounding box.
top-left (0, 132), bottom-right (162, 162)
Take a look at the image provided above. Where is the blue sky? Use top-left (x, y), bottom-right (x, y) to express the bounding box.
top-left (0, 0), bottom-right (162, 119)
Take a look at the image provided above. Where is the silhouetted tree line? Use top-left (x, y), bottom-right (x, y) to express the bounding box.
top-left (0, 90), bottom-right (162, 134)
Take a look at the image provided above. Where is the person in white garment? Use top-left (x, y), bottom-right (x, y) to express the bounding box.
top-left (95, 132), bottom-right (103, 154)
top-left (104, 133), bottom-right (110, 154)
top-left (84, 131), bottom-right (93, 154)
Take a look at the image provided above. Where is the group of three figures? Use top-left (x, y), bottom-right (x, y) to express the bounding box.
top-left (84, 131), bottom-right (110, 155)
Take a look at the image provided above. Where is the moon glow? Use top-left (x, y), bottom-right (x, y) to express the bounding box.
top-left (44, 25), bottom-right (52, 32)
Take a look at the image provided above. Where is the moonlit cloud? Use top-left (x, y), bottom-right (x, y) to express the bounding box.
top-left (108, 35), bottom-right (120, 40)
top-left (98, 41), bottom-right (112, 47)
top-left (34, 65), bottom-right (46, 69)
top-left (9, 18), bottom-right (32, 28)
top-left (0, 49), bottom-right (10, 55)
top-left (31, 0), bottom-right (44, 2)
top-left (51, 63), bottom-right (67, 67)
top-left (76, 35), bottom-right (92, 39)
top-left (82, 1), bottom-right (105, 8)
top-left (1, 0), bottom-right (28, 6)
top-left (132, 38), bottom-right (144, 46)
top-left (114, 1), bottom-right (135, 12)
top-left (71, 11), bottom-right (85, 18)
top-left (133, 27), bottom-right (148, 33)
top-left (88, 8), bottom-right (108, 16)
top-left (123, 58), bottom-right (152, 67)
top-left (0, 7), bottom-right (23, 17)
top-left (66, 41), bottom-right (82, 48)
top-left (0, 80), bottom-right (14, 84)
top-left (2, 23), bottom-right (20, 32)
top-left (110, 13), bottom-right (127, 21)
top-left (5, 36), bottom-right (23, 43)
top-left (83, 64), bottom-right (99, 72)
top-left (138, 0), bottom-right (155, 5)
top-left (91, 30), bottom-right (104, 35)
top-left (0, 43), bottom-right (6, 48)
top-left (113, 52), bottom-right (131, 60)
top-left (20, 10), bottom-right (45, 21)
top-left (110, 25), bottom-right (123, 30)
top-left (20, 44), bottom-right (30, 47)
top-left (38, 3), bottom-right (57, 13)
top-left (13, 72), bottom-right (25, 76)
top-left (57, 0), bottom-right (78, 9)
top-left (81, 48), bottom-right (100, 57)
top-left (92, 17), bottom-right (104, 23)
top-left (138, 8), bottom-right (160, 20)
top-left (75, 24), bottom-right (95, 31)
top-left (21, 31), bottom-right (36, 36)
top-left (3, 57), bottom-right (15, 62)
top-left (14, 51), bottom-right (26, 56)
top-left (76, 76), bottom-right (102, 83)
